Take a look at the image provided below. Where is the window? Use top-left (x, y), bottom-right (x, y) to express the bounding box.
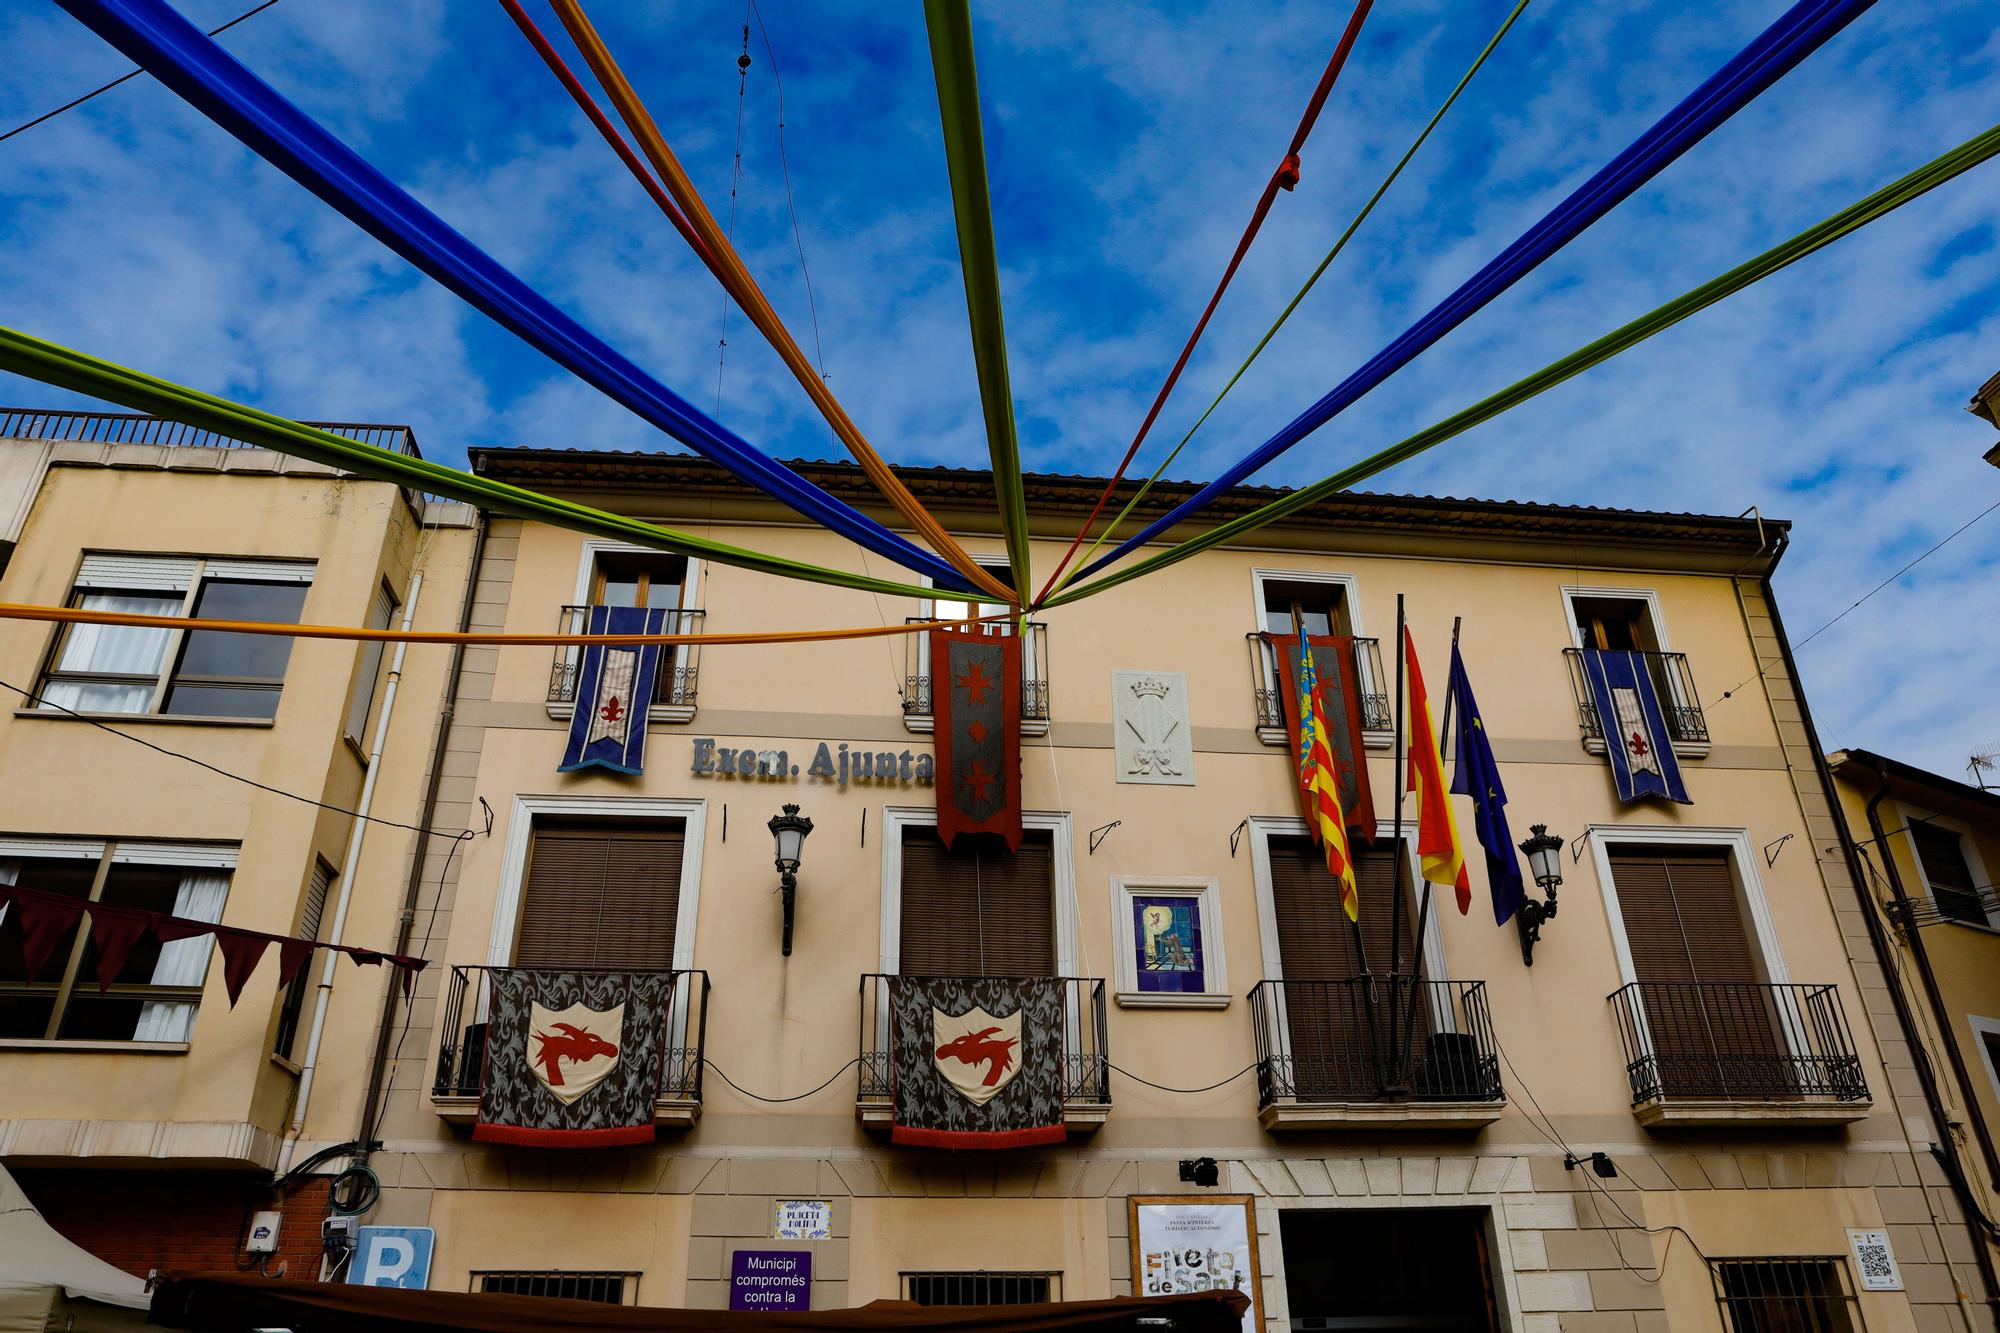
top-left (474, 1272), bottom-right (636, 1304)
top-left (514, 820), bottom-right (685, 970)
top-left (903, 1272), bottom-right (1059, 1305)
top-left (273, 859), bottom-right (334, 1060)
top-left (1710, 1258), bottom-right (1861, 1332)
top-left (899, 827), bottom-right (1055, 976)
top-left (343, 582), bottom-right (397, 745)
top-left (908, 560), bottom-right (1051, 728)
top-left (591, 551), bottom-right (687, 610)
top-left (0, 840), bottom-right (233, 1042)
top-left (1567, 592), bottom-right (1663, 652)
top-left (1260, 577), bottom-right (1351, 639)
top-left (37, 556), bottom-right (312, 720)
top-left (1909, 820), bottom-right (1988, 926)
top-left (557, 549), bottom-right (699, 711)
top-left (1280, 1209), bottom-right (1498, 1332)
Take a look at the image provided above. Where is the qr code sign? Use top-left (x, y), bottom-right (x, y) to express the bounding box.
top-left (1847, 1229), bottom-right (1902, 1291)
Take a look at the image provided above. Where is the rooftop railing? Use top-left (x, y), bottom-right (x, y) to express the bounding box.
top-left (0, 408), bottom-right (421, 458)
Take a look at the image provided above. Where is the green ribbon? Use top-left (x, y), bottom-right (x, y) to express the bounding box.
top-left (1047, 122), bottom-right (2000, 607)
top-left (1051, 0), bottom-right (1535, 599)
top-left (0, 325), bottom-right (974, 602)
top-left (924, 0), bottom-right (1032, 604)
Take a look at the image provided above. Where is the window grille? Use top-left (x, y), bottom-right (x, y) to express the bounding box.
top-left (474, 1271), bottom-right (636, 1304)
top-left (902, 1271), bottom-right (1060, 1306)
top-left (1710, 1257), bottom-right (1862, 1333)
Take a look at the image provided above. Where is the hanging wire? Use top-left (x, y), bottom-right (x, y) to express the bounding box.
top-left (715, 9), bottom-right (753, 418)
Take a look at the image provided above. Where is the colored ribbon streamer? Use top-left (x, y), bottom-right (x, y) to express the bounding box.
top-left (1048, 0), bottom-right (1532, 602)
top-left (53, 0), bottom-right (978, 593)
top-left (0, 600), bottom-right (1012, 647)
top-left (1070, 0), bottom-right (1879, 584)
top-left (1045, 121), bottom-right (2000, 605)
top-left (531, 0), bottom-right (1016, 607)
top-left (0, 324), bottom-right (959, 601)
top-left (1035, 0), bottom-right (1375, 605)
top-left (924, 0), bottom-right (1033, 604)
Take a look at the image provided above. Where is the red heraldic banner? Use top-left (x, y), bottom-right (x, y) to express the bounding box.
top-left (930, 628), bottom-right (1023, 850)
top-left (474, 969), bottom-right (677, 1147)
top-left (1266, 634), bottom-right (1376, 838)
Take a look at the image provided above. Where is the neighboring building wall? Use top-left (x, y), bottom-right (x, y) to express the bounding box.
top-left (21, 1170), bottom-right (332, 1281)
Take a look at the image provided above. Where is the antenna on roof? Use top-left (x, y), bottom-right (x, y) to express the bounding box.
top-left (1970, 744), bottom-right (2000, 792)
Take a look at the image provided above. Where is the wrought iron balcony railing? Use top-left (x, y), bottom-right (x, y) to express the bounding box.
top-left (432, 965), bottom-right (709, 1104)
top-left (547, 606), bottom-right (704, 711)
top-left (1563, 647), bottom-right (1709, 746)
top-left (1249, 976), bottom-right (1503, 1107)
top-left (901, 619), bottom-right (1050, 723)
top-left (1247, 634), bottom-right (1392, 734)
top-left (856, 973), bottom-right (1109, 1108)
top-left (0, 408), bottom-right (421, 458)
top-left (1608, 980), bottom-right (1868, 1106)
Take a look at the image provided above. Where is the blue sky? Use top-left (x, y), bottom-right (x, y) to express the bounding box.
top-left (2, 0), bottom-right (1997, 776)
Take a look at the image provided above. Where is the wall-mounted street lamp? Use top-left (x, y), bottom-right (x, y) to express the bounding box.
top-left (768, 803), bottom-right (814, 957)
top-left (1515, 824), bottom-right (1565, 967)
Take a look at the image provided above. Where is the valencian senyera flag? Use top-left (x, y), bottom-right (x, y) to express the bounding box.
top-left (1294, 639), bottom-right (1359, 921)
top-left (1267, 633), bottom-right (1376, 839)
top-left (1404, 627), bottom-right (1471, 914)
top-left (931, 627), bottom-right (1022, 849)
top-left (474, 969), bottom-right (677, 1147)
top-left (890, 976), bottom-right (1065, 1148)
top-left (1579, 649), bottom-right (1692, 805)
top-left (559, 605), bottom-right (670, 776)
top-left (1446, 641), bottom-right (1527, 926)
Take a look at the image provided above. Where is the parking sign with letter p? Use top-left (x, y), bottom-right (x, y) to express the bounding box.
top-left (350, 1226), bottom-right (435, 1289)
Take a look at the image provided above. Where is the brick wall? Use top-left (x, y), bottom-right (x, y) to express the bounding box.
top-left (16, 1168), bottom-right (331, 1282)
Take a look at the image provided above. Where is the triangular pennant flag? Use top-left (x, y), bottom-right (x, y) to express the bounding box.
top-left (347, 948), bottom-right (384, 968)
top-left (213, 929), bottom-right (272, 1007)
top-left (16, 892), bottom-right (86, 982)
top-left (87, 904), bottom-right (155, 993)
top-left (151, 916), bottom-right (215, 944)
top-left (399, 960), bottom-right (417, 999)
top-left (276, 938), bottom-right (316, 991)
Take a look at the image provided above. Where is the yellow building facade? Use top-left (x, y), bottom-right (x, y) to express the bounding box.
top-left (0, 412), bottom-right (1993, 1332)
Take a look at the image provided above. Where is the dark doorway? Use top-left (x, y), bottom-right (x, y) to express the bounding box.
top-left (1280, 1208), bottom-right (1500, 1332)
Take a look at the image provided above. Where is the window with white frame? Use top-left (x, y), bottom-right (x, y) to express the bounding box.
top-left (1906, 814), bottom-right (1992, 927)
top-left (553, 545), bottom-right (701, 712)
top-left (343, 581), bottom-right (398, 745)
top-left (38, 555), bottom-right (313, 719)
top-left (907, 560), bottom-right (1047, 728)
top-left (0, 838), bottom-right (235, 1043)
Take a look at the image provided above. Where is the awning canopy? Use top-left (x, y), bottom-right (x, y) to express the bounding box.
top-left (0, 1164), bottom-right (150, 1331)
top-left (149, 1272), bottom-right (1247, 1333)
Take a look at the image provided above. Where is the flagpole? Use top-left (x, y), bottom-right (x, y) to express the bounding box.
top-left (1399, 617), bottom-right (1456, 1080)
top-left (1383, 593), bottom-right (1409, 1095)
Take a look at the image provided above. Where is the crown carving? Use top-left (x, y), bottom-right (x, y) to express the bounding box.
top-left (1128, 676), bottom-right (1172, 699)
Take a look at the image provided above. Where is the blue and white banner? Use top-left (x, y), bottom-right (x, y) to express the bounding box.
top-left (559, 605), bottom-right (669, 776)
top-left (1579, 650), bottom-right (1691, 805)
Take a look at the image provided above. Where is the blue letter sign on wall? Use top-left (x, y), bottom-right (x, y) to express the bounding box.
top-left (349, 1226), bottom-right (435, 1289)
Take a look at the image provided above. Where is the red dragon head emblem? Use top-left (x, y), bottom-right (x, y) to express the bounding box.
top-left (936, 1025), bottom-right (1018, 1088)
top-left (532, 1022), bottom-right (619, 1087)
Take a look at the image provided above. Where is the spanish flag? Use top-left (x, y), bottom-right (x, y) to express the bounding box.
top-left (1404, 626), bottom-right (1470, 914)
top-left (1297, 639), bottom-right (1360, 921)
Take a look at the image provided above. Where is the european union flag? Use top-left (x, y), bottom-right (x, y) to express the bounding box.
top-left (1446, 642), bottom-right (1527, 926)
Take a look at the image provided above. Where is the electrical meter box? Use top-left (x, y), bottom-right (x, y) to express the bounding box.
top-left (245, 1211), bottom-right (282, 1254)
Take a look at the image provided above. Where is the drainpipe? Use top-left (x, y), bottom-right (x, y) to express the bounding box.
top-left (276, 568), bottom-right (424, 1176)
top-left (1759, 569), bottom-right (2000, 1321)
top-left (1861, 756), bottom-right (2000, 1192)
top-left (355, 512), bottom-right (488, 1167)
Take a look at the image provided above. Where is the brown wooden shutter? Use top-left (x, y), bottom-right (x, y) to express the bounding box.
top-left (1270, 837), bottom-right (1417, 979)
top-left (514, 820), bottom-right (683, 970)
top-left (899, 829), bottom-right (1055, 976)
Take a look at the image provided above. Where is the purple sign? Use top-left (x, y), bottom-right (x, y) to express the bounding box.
top-left (729, 1250), bottom-right (812, 1312)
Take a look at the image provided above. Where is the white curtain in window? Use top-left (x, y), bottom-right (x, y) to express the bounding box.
top-left (134, 870), bottom-right (229, 1043)
top-left (42, 593), bottom-right (179, 714)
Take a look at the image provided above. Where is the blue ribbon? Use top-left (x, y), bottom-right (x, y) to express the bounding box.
top-left (56, 0), bottom-right (976, 593)
top-left (1076, 0), bottom-right (1876, 583)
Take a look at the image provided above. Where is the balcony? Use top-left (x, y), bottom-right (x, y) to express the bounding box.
top-left (546, 606), bottom-right (704, 724)
top-left (901, 619), bottom-right (1050, 737)
top-left (430, 966), bottom-right (710, 1130)
top-left (1563, 648), bottom-right (1710, 757)
top-left (1609, 981), bottom-right (1871, 1127)
top-left (1247, 634), bottom-right (1392, 748)
top-left (855, 974), bottom-right (1109, 1135)
top-left (1249, 977), bottom-right (1505, 1130)
top-left (0, 407), bottom-right (422, 457)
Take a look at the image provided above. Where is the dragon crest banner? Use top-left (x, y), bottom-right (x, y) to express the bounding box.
top-left (890, 975), bottom-right (1065, 1148)
top-left (474, 969), bottom-right (677, 1147)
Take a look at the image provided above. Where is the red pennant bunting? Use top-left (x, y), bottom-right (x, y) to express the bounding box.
top-left (150, 916), bottom-right (214, 944)
top-left (276, 938), bottom-right (316, 990)
top-left (213, 929), bottom-right (272, 1007)
top-left (13, 891), bottom-right (86, 982)
top-left (347, 948), bottom-right (384, 968)
top-left (86, 904), bottom-right (155, 993)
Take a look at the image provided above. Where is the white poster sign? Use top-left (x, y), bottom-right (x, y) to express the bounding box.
top-left (1847, 1228), bottom-right (1902, 1291)
top-left (774, 1199), bottom-right (834, 1241)
top-left (1130, 1196), bottom-right (1260, 1333)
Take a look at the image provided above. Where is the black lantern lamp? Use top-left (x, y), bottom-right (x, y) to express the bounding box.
top-left (1515, 824), bottom-right (1564, 966)
top-left (768, 803), bottom-right (814, 956)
